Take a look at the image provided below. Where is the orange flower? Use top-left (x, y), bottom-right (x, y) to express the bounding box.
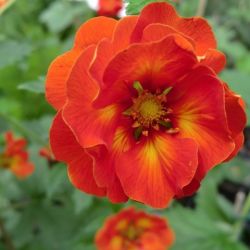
top-left (46, 2), bottom-right (246, 207)
top-left (0, 132), bottom-right (34, 178)
top-left (98, 0), bottom-right (123, 17)
top-left (95, 207), bottom-right (174, 250)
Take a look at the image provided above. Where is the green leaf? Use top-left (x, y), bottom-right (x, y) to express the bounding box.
top-left (0, 40), bottom-right (32, 69)
top-left (196, 175), bottom-right (237, 223)
top-left (72, 190), bottom-right (93, 214)
top-left (39, 1), bottom-right (90, 33)
top-left (18, 76), bottom-right (45, 94)
top-left (167, 205), bottom-right (248, 250)
top-left (126, 0), bottom-right (171, 15)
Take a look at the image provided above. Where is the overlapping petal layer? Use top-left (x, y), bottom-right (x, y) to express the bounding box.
top-left (46, 2), bottom-right (246, 208)
top-left (116, 133), bottom-right (198, 208)
top-left (46, 17), bottom-right (117, 110)
top-left (94, 35), bottom-right (197, 108)
top-left (63, 45), bottom-right (123, 148)
top-left (50, 111), bottom-right (106, 196)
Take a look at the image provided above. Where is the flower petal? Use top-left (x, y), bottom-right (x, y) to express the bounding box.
top-left (131, 2), bottom-right (216, 55)
top-left (62, 45), bottom-right (123, 148)
top-left (95, 35), bottom-right (197, 108)
top-left (142, 23), bottom-right (195, 48)
top-left (169, 66), bottom-right (235, 178)
top-left (224, 84), bottom-right (247, 138)
top-left (199, 49), bottom-right (226, 73)
top-left (225, 133), bottom-right (244, 161)
top-left (50, 111), bottom-right (106, 196)
top-left (45, 49), bottom-right (82, 110)
top-left (11, 161), bottom-right (34, 179)
top-left (116, 133), bottom-right (198, 208)
top-left (74, 16), bottom-right (117, 49)
top-left (89, 16), bottom-right (138, 86)
top-left (87, 126), bottom-right (132, 202)
top-left (223, 84), bottom-right (246, 161)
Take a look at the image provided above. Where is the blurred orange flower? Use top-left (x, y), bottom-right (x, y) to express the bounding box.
top-left (0, 0), bottom-right (8, 8)
top-left (46, 2), bottom-right (246, 208)
top-left (95, 207), bottom-right (174, 250)
top-left (98, 0), bottom-right (123, 17)
top-left (0, 132), bottom-right (34, 178)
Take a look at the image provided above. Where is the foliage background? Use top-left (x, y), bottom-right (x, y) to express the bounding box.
top-left (0, 0), bottom-right (249, 249)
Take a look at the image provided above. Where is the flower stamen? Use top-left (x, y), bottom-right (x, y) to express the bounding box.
top-left (124, 81), bottom-right (179, 140)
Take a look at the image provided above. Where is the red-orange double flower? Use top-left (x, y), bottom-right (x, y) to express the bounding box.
top-left (98, 0), bottom-right (123, 17)
top-left (0, 132), bottom-right (34, 178)
top-left (95, 207), bottom-right (174, 250)
top-left (46, 2), bottom-right (246, 208)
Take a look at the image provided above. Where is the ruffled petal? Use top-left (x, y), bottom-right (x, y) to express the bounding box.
top-left (95, 35), bottom-right (197, 108)
top-left (224, 84), bottom-right (247, 138)
top-left (45, 49), bottom-right (82, 110)
top-left (104, 34), bottom-right (196, 88)
top-left (87, 126), bottom-right (132, 202)
top-left (89, 16), bottom-right (138, 86)
top-left (225, 133), bottom-right (244, 161)
top-left (142, 23), bottom-right (195, 47)
top-left (62, 45), bottom-right (123, 148)
top-left (131, 2), bottom-right (178, 42)
top-left (116, 133), bottom-right (198, 208)
top-left (223, 84), bottom-right (246, 161)
top-left (174, 17), bottom-right (216, 55)
top-left (131, 2), bottom-right (216, 55)
top-left (168, 66), bottom-right (235, 179)
top-left (50, 111), bottom-right (106, 196)
top-left (199, 49), bottom-right (226, 73)
top-left (46, 17), bottom-right (117, 110)
top-left (74, 16), bottom-right (117, 49)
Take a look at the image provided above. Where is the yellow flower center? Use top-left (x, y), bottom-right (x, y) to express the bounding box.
top-left (133, 93), bottom-right (166, 128)
top-left (123, 81), bottom-right (179, 140)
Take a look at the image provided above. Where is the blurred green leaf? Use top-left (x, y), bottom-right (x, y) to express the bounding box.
top-left (168, 205), bottom-right (248, 250)
top-left (72, 190), bottom-right (93, 214)
top-left (0, 40), bottom-right (32, 69)
top-left (18, 76), bottom-right (45, 94)
top-left (40, 0), bottom-right (89, 33)
top-left (44, 164), bottom-right (70, 199)
top-left (125, 0), bottom-right (171, 15)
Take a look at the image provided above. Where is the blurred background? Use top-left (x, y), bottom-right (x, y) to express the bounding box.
top-left (0, 0), bottom-right (249, 249)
